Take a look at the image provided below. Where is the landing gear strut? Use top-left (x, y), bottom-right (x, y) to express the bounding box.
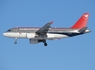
top-left (43, 40), bottom-right (47, 46)
top-left (14, 38), bottom-right (17, 44)
top-left (38, 39), bottom-right (48, 46)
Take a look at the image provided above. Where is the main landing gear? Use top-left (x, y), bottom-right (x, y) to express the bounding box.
top-left (38, 39), bottom-right (48, 46)
top-left (44, 42), bottom-right (47, 46)
top-left (14, 38), bottom-right (17, 44)
top-left (43, 40), bottom-right (47, 46)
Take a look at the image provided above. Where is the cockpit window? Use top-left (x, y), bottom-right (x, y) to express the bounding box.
top-left (7, 29), bottom-right (11, 31)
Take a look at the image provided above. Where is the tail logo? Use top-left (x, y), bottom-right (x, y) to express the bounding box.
top-left (83, 14), bottom-right (89, 18)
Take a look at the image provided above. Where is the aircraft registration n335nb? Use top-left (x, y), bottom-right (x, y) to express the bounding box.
top-left (3, 13), bottom-right (91, 46)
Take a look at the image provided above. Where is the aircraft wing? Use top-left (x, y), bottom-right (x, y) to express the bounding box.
top-left (36, 21), bottom-right (53, 35)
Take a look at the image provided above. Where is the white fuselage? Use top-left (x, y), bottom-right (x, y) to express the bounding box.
top-left (3, 32), bottom-right (69, 39)
top-left (3, 29), bottom-right (90, 40)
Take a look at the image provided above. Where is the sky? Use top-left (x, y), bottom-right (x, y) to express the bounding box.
top-left (0, 0), bottom-right (95, 70)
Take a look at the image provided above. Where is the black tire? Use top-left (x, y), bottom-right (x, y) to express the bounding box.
top-left (44, 43), bottom-right (47, 46)
top-left (14, 41), bottom-right (17, 44)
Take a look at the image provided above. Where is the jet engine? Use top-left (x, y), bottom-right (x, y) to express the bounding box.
top-left (29, 39), bottom-right (39, 44)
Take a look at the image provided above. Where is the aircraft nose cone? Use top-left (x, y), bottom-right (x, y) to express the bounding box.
top-left (3, 32), bottom-right (7, 36)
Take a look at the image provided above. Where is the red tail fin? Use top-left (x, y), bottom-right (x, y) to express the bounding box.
top-left (71, 13), bottom-right (89, 29)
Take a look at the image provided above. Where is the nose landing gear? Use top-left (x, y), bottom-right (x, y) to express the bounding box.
top-left (14, 41), bottom-right (17, 44)
top-left (14, 38), bottom-right (17, 44)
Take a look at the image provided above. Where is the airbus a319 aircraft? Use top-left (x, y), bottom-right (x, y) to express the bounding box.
top-left (3, 13), bottom-right (91, 46)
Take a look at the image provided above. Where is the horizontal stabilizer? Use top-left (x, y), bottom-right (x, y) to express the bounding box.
top-left (78, 27), bottom-right (87, 33)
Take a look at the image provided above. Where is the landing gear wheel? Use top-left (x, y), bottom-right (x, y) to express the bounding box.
top-left (14, 41), bottom-right (17, 44)
top-left (14, 38), bottom-right (17, 44)
top-left (44, 43), bottom-right (47, 46)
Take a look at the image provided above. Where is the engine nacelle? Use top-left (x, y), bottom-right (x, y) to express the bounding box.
top-left (30, 39), bottom-right (39, 44)
top-left (27, 33), bottom-right (36, 39)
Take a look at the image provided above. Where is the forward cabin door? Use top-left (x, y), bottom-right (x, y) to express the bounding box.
top-left (19, 30), bottom-right (27, 38)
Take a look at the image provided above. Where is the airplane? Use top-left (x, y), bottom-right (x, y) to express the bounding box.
top-left (3, 13), bottom-right (91, 46)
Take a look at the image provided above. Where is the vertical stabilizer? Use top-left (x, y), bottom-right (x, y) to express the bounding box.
top-left (71, 13), bottom-right (89, 29)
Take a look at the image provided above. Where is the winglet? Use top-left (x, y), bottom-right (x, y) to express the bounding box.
top-left (71, 13), bottom-right (89, 29)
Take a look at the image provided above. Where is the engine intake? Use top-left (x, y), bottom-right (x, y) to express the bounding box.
top-left (30, 39), bottom-right (39, 44)
top-left (29, 39), bottom-right (45, 44)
